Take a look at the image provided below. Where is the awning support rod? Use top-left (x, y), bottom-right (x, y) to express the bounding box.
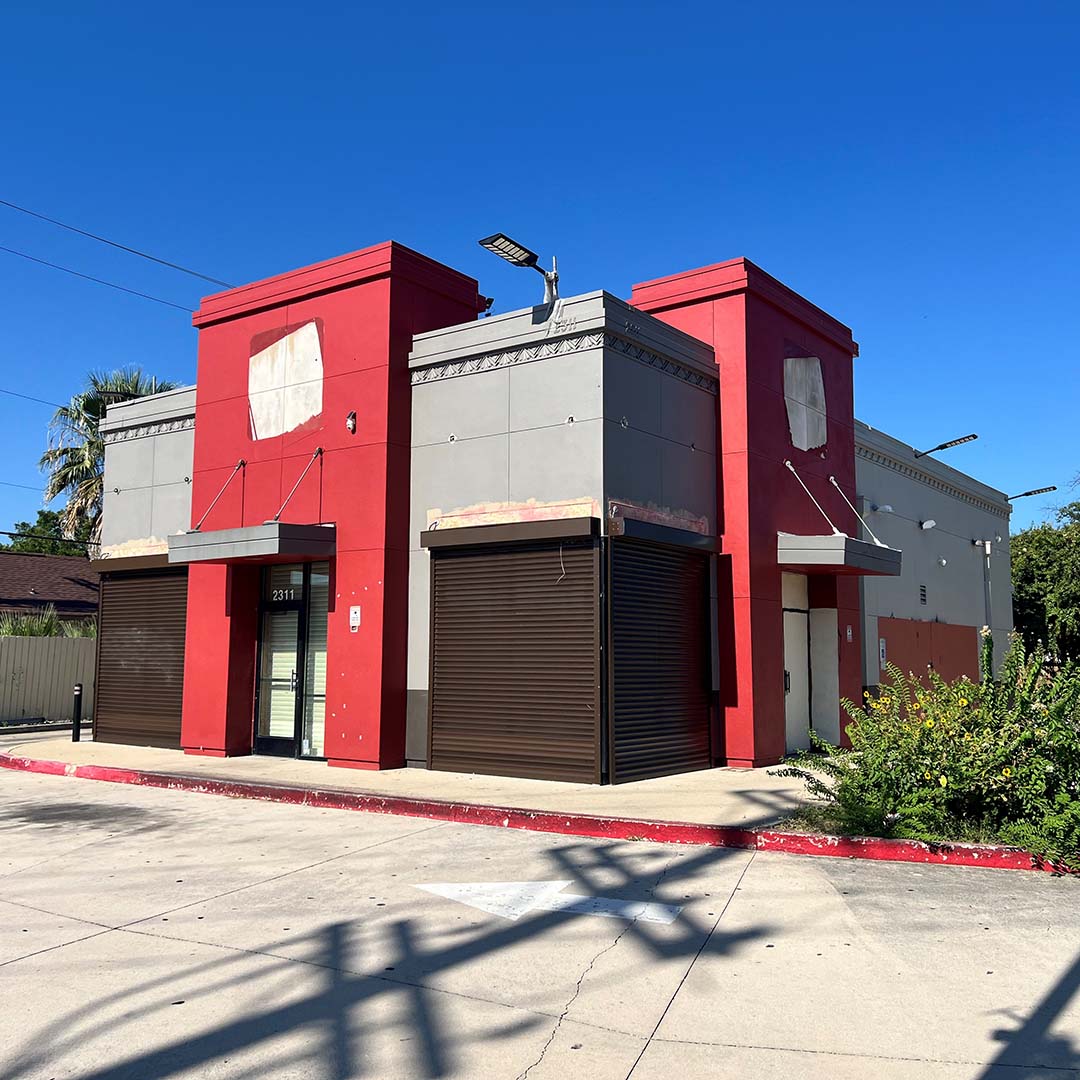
top-left (828, 475), bottom-right (887, 546)
top-left (783, 460), bottom-right (843, 536)
top-left (192, 459), bottom-right (246, 532)
top-left (271, 447), bottom-right (323, 523)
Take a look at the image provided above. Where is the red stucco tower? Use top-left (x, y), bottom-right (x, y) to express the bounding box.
top-left (179, 243), bottom-right (483, 768)
top-left (632, 259), bottom-right (864, 767)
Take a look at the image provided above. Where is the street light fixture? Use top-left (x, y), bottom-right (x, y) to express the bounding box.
top-left (1007, 485), bottom-right (1057, 500)
top-left (913, 433), bottom-right (978, 459)
top-left (478, 232), bottom-right (559, 305)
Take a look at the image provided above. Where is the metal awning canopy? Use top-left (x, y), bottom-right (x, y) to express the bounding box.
top-left (168, 523), bottom-right (336, 565)
top-left (777, 532), bottom-right (901, 576)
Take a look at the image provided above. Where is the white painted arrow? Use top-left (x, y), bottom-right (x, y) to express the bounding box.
top-left (416, 880), bottom-right (682, 925)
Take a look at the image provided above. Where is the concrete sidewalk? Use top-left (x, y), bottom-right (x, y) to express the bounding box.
top-left (0, 732), bottom-right (809, 831)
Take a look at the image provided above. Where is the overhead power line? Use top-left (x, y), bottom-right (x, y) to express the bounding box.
top-left (0, 387), bottom-right (63, 409)
top-left (0, 479), bottom-right (44, 492)
top-left (0, 244), bottom-right (192, 312)
top-left (0, 197), bottom-right (233, 288)
top-left (0, 530), bottom-right (92, 549)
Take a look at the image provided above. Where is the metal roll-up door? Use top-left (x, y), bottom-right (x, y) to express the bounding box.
top-left (95, 569), bottom-right (188, 748)
top-left (609, 539), bottom-right (711, 783)
top-left (429, 539), bottom-right (600, 783)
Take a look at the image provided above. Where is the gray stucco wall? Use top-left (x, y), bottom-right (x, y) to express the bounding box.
top-left (405, 292), bottom-right (717, 765)
top-left (100, 386), bottom-right (196, 557)
top-left (855, 420), bottom-right (1012, 679)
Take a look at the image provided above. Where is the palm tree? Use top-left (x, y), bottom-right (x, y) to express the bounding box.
top-left (40, 367), bottom-right (178, 544)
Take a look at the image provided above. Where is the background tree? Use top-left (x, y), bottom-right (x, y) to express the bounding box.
top-left (1011, 499), bottom-right (1080, 659)
top-left (39, 368), bottom-right (177, 543)
top-left (0, 509), bottom-right (94, 555)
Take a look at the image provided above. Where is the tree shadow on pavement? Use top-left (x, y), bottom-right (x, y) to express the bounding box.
top-left (0, 799), bottom-right (169, 833)
top-left (3, 839), bottom-right (766, 1080)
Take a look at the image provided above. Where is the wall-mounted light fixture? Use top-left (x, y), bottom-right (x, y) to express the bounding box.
top-left (938, 557), bottom-right (948, 567)
top-left (919, 519), bottom-right (937, 530)
top-left (870, 503), bottom-right (893, 513)
top-left (1008, 485), bottom-right (1057, 501)
top-left (346, 410), bottom-right (357, 434)
top-left (478, 232), bottom-right (559, 305)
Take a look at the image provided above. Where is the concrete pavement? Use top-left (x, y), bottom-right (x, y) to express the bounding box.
top-left (2, 768), bottom-right (1079, 1079)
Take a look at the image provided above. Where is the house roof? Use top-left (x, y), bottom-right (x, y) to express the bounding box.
top-left (0, 552), bottom-right (99, 617)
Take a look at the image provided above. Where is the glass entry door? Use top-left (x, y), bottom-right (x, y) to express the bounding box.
top-left (254, 562), bottom-right (329, 758)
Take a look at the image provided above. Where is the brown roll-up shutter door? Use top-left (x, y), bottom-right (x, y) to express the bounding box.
top-left (95, 570), bottom-right (188, 748)
top-left (609, 539), bottom-right (711, 783)
top-left (429, 539), bottom-right (600, 783)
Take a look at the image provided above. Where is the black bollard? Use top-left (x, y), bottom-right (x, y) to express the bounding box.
top-left (72, 682), bottom-right (83, 742)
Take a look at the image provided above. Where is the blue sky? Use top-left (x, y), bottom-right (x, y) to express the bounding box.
top-left (1, 2), bottom-right (1076, 534)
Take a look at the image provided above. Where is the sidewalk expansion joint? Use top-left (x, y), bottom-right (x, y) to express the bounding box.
top-left (624, 850), bottom-right (757, 1079)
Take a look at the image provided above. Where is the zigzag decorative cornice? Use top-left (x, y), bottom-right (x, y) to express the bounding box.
top-left (855, 443), bottom-right (1009, 518)
top-left (410, 330), bottom-right (719, 395)
top-left (603, 333), bottom-right (719, 394)
top-left (102, 415), bottom-right (195, 445)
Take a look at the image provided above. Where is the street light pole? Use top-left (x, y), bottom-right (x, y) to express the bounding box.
top-left (478, 233), bottom-right (559, 305)
top-left (913, 433), bottom-right (978, 459)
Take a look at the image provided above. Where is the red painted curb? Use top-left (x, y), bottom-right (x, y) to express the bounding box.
top-left (0, 750), bottom-right (1070, 874)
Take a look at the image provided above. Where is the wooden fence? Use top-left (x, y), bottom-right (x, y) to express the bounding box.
top-left (0, 638), bottom-right (95, 723)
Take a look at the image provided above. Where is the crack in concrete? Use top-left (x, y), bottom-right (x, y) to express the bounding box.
top-left (514, 852), bottom-right (683, 1080)
top-left (122, 920), bottom-right (650, 1041)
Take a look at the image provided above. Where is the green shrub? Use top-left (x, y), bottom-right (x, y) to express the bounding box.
top-left (60, 616), bottom-right (97, 638)
top-left (0, 605), bottom-right (62, 636)
top-left (775, 631), bottom-right (1080, 868)
top-left (0, 604), bottom-right (96, 637)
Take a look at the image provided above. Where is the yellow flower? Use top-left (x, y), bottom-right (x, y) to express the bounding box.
top-left (939, 776), bottom-right (948, 787)
top-left (925, 718), bottom-right (934, 729)
top-left (959, 698), bottom-right (969, 707)
top-left (924, 771), bottom-right (932, 780)
top-left (864, 690), bottom-right (871, 699)
top-left (1002, 767), bottom-right (1012, 778)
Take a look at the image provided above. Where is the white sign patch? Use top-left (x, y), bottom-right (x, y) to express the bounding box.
top-left (248, 321), bottom-right (323, 440)
top-left (416, 880), bottom-right (682, 924)
top-left (783, 355), bottom-right (827, 452)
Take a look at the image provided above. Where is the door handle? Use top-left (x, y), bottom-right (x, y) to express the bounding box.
top-left (290, 670), bottom-right (298, 693)
top-left (784, 670), bottom-right (791, 694)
